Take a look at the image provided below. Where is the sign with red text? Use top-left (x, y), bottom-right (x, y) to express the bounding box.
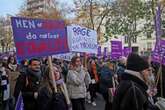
top-left (11, 17), bottom-right (69, 60)
top-left (67, 24), bottom-right (97, 54)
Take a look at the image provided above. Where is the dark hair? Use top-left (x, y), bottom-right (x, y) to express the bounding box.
top-left (71, 56), bottom-right (80, 66)
top-left (29, 58), bottom-right (40, 65)
top-left (7, 56), bottom-right (17, 64)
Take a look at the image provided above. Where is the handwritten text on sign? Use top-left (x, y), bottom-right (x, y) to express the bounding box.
top-left (67, 25), bottom-right (97, 54)
top-left (11, 17), bottom-right (69, 60)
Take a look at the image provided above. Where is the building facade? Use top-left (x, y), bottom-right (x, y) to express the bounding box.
top-left (27, 0), bottom-right (55, 14)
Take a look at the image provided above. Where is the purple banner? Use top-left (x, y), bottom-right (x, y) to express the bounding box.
top-left (15, 92), bottom-right (24, 110)
top-left (97, 46), bottom-right (101, 57)
top-left (123, 47), bottom-right (132, 57)
top-left (155, 3), bottom-right (162, 39)
top-left (11, 17), bottom-right (69, 60)
top-left (152, 39), bottom-right (165, 65)
top-left (111, 41), bottom-right (122, 60)
top-left (103, 47), bottom-right (107, 58)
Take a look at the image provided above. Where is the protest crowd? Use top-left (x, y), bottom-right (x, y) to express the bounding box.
top-left (0, 17), bottom-right (165, 110)
top-left (0, 52), bottom-right (165, 110)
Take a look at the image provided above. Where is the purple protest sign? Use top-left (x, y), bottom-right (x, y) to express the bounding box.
top-left (11, 17), bottom-right (69, 60)
top-left (111, 41), bottom-right (122, 60)
top-left (15, 92), bottom-right (24, 110)
top-left (97, 46), bottom-right (101, 57)
top-left (103, 47), bottom-right (107, 58)
top-left (123, 47), bottom-right (132, 57)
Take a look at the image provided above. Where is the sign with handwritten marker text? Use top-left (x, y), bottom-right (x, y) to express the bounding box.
top-left (11, 17), bottom-right (69, 60)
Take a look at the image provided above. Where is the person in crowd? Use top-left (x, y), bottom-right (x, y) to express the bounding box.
top-left (0, 59), bottom-right (10, 110)
top-left (116, 56), bottom-right (127, 81)
top-left (99, 61), bottom-right (114, 110)
top-left (18, 59), bottom-right (28, 74)
top-left (112, 53), bottom-right (159, 110)
top-left (3, 56), bottom-right (8, 68)
top-left (14, 58), bottom-right (43, 110)
top-left (7, 56), bottom-right (17, 72)
top-left (37, 64), bottom-right (68, 110)
top-left (6, 56), bottom-right (20, 110)
top-left (67, 56), bottom-right (91, 110)
top-left (87, 59), bottom-right (99, 106)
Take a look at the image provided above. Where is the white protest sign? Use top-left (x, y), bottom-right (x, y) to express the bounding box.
top-left (52, 53), bottom-right (76, 61)
top-left (67, 24), bottom-right (98, 54)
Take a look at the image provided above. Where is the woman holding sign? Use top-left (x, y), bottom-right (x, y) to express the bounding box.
top-left (67, 56), bottom-right (91, 110)
top-left (37, 64), bottom-right (68, 110)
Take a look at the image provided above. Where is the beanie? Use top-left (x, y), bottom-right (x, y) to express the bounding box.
top-left (126, 53), bottom-right (149, 72)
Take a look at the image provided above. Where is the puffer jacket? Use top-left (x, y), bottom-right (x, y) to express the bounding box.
top-left (66, 67), bottom-right (91, 99)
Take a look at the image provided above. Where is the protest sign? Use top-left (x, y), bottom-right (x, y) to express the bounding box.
top-left (67, 24), bottom-right (97, 54)
top-left (52, 52), bottom-right (76, 61)
top-left (123, 47), bottom-right (132, 57)
top-left (11, 17), bottom-right (69, 60)
top-left (97, 46), bottom-right (102, 57)
top-left (111, 41), bottom-right (122, 60)
top-left (15, 92), bottom-right (24, 110)
top-left (103, 47), bottom-right (108, 58)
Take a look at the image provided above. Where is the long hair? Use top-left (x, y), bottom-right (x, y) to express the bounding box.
top-left (71, 56), bottom-right (80, 67)
top-left (40, 64), bottom-right (62, 93)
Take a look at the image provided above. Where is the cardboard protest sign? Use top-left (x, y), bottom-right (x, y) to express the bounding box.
top-left (111, 41), bottom-right (122, 60)
top-left (11, 17), bottom-right (69, 60)
top-left (67, 24), bottom-right (97, 54)
top-left (52, 52), bottom-right (76, 61)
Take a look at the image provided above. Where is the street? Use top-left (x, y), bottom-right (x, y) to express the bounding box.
top-left (86, 94), bottom-right (105, 110)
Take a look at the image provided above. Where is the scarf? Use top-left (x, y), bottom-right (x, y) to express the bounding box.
top-left (8, 63), bottom-right (17, 71)
top-left (28, 68), bottom-right (42, 80)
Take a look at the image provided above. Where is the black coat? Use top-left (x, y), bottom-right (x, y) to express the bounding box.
top-left (14, 69), bottom-right (42, 110)
top-left (38, 85), bottom-right (68, 110)
top-left (112, 73), bottom-right (159, 110)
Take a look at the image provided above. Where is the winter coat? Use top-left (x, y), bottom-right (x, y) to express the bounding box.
top-left (112, 70), bottom-right (159, 110)
top-left (99, 65), bottom-right (113, 94)
top-left (38, 84), bottom-right (68, 110)
top-left (14, 68), bottom-right (43, 110)
top-left (66, 67), bottom-right (91, 99)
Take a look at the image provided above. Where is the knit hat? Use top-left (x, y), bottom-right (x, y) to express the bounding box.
top-left (126, 53), bottom-right (149, 72)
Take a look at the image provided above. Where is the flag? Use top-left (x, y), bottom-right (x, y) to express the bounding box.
top-left (155, 3), bottom-right (162, 40)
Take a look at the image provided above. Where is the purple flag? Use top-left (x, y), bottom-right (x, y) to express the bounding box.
top-left (152, 39), bottom-right (165, 65)
top-left (15, 92), bottom-right (24, 110)
top-left (155, 3), bottom-right (162, 39)
top-left (111, 41), bottom-right (122, 60)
